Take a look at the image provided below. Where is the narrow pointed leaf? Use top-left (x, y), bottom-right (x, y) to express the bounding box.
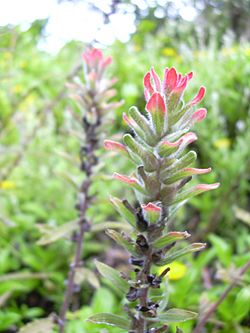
top-left (87, 313), bottom-right (129, 329)
top-left (146, 92), bottom-right (167, 136)
top-left (129, 106), bottom-right (157, 146)
top-left (110, 196), bottom-right (136, 227)
top-left (153, 231), bottom-right (191, 250)
top-left (123, 134), bottom-right (158, 172)
top-left (164, 167), bottom-right (211, 185)
top-left (37, 220), bottom-right (78, 245)
top-left (106, 229), bottom-right (138, 256)
top-left (171, 182), bottom-right (220, 205)
top-left (156, 243), bottom-right (206, 265)
top-left (146, 308), bottom-right (197, 323)
top-left (95, 261), bottom-right (129, 293)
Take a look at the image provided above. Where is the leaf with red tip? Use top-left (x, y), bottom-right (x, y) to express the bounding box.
top-left (141, 202), bottom-right (162, 224)
top-left (150, 67), bottom-right (161, 91)
top-left (157, 243), bottom-right (207, 265)
top-left (144, 72), bottom-right (154, 95)
top-left (113, 173), bottom-right (146, 194)
top-left (146, 93), bottom-right (167, 136)
top-left (190, 86), bottom-right (206, 106)
top-left (164, 167), bottom-right (212, 185)
top-left (187, 72), bottom-right (193, 80)
top-left (159, 132), bottom-right (197, 158)
top-left (171, 182), bottom-right (220, 205)
top-left (104, 140), bottom-right (128, 156)
top-left (153, 231), bottom-right (191, 250)
top-left (164, 67), bottom-right (177, 92)
top-left (192, 108), bottom-right (207, 122)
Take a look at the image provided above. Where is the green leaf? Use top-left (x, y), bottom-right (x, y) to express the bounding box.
top-left (153, 231), bottom-right (191, 250)
top-left (233, 287), bottom-right (250, 321)
top-left (208, 234), bottom-right (231, 266)
top-left (37, 220), bottom-right (78, 245)
top-left (95, 260), bottom-right (129, 293)
top-left (123, 133), bottom-right (158, 172)
top-left (91, 221), bottom-right (131, 232)
top-left (106, 229), bottom-right (138, 256)
top-left (128, 106), bottom-right (157, 146)
top-left (18, 317), bottom-right (55, 333)
top-left (161, 151), bottom-right (197, 180)
top-left (156, 243), bottom-right (206, 265)
top-left (110, 196), bottom-right (136, 227)
top-left (147, 308), bottom-right (197, 323)
top-left (87, 313), bottom-right (129, 329)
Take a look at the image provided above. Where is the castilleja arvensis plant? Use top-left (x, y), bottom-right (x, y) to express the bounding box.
top-left (57, 48), bottom-right (121, 333)
top-left (88, 64), bottom-right (220, 333)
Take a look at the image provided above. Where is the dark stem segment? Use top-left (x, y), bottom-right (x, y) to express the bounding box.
top-left (137, 254), bottom-right (152, 333)
top-left (58, 118), bottom-right (100, 333)
top-left (193, 259), bottom-right (250, 333)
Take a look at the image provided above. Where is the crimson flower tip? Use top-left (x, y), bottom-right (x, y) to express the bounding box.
top-left (196, 183), bottom-right (220, 191)
top-left (113, 173), bottom-right (137, 185)
top-left (141, 202), bottom-right (161, 212)
top-left (146, 92), bottom-right (166, 114)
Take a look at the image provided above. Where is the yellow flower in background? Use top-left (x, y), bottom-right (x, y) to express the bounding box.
top-left (0, 181), bottom-right (16, 190)
top-left (159, 261), bottom-right (188, 281)
top-left (13, 84), bottom-right (23, 94)
top-left (162, 47), bottom-right (177, 57)
top-left (3, 52), bottom-right (12, 60)
top-left (213, 138), bottom-right (231, 149)
top-left (244, 48), bottom-right (250, 56)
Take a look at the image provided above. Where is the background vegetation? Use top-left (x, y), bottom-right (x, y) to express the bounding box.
top-left (0, 1), bottom-right (249, 332)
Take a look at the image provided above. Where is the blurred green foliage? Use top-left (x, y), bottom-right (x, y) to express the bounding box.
top-left (0, 12), bottom-right (250, 333)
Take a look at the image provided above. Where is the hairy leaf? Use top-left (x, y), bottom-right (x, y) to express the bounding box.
top-left (87, 313), bottom-right (129, 329)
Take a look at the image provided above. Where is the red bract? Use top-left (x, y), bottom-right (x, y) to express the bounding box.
top-left (113, 172), bottom-right (137, 185)
top-left (146, 92), bottom-right (166, 115)
top-left (195, 183), bottom-right (220, 191)
top-left (141, 202), bottom-right (161, 212)
top-left (190, 87), bottom-right (206, 106)
top-left (82, 48), bottom-right (112, 70)
top-left (104, 140), bottom-right (127, 153)
top-left (163, 132), bottom-right (198, 148)
top-left (192, 108), bottom-right (207, 122)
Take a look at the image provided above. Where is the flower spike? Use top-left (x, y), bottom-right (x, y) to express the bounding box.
top-left (98, 62), bottom-right (220, 332)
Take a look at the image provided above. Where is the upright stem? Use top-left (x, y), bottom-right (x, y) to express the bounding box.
top-left (58, 120), bottom-right (100, 333)
top-left (193, 259), bottom-right (250, 333)
top-left (136, 248), bottom-right (153, 333)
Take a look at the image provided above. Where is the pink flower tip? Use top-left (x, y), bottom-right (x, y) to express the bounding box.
top-left (123, 113), bottom-right (136, 127)
top-left (177, 132), bottom-right (198, 146)
top-left (146, 92), bottom-right (166, 114)
top-left (82, 48), bottom-right (112, 68)
top-left (190, 86), bottom-right (206, 106)
top-left (141, 202), bottom-right (161, 212)
top-left (184, 167), bottom-right (212, 175)
top-left (144, 72), bottom-right (154, 94)
top-left (195, 183), bottom-right (220, 191)
top-left (104, 140), bottom-right (126, 152)
top-left (113, 173), bottom-right (137, 185)
top-left (192, 108), bottom-right (207, 122)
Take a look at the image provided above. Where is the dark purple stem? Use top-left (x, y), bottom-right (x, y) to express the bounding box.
top-left (58, 118), bottom-right (100, 333)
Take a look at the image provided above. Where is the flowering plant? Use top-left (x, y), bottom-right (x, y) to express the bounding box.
top-left (88, 65), bottom-right (219, 332)
top-left (57, 48), bottom-right (121, 333)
